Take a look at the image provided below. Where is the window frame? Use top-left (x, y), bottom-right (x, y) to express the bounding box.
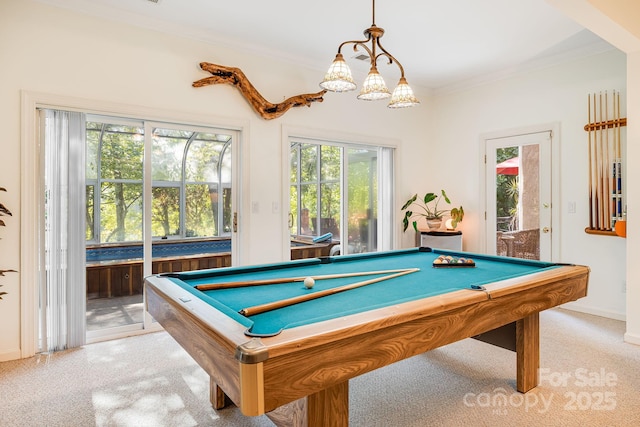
top-left (283, 127), bottom-right (397, 258)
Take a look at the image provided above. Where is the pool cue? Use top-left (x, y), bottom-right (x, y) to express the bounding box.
top-left (195, 268), bottom-right (417, 291)
top-left (616, 92), bottom-right (622, 219)
top-left (616, 91), bottom-right (621, 158)
top-left (592, 94), bottom-right (598, 229)
top-left (598, 92), bottom-right (605, 229)
top-left (604, 91), bottom-right (610, 230)
top-left (587, 94), bottom-right (593, 229)
top-left (615, 91), bottom-right (621, 191)
top-left (238, 268), bottom-right (419, 317)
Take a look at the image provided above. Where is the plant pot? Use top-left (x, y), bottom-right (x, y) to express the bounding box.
top-left (426, 218), bottom-right (443, 230)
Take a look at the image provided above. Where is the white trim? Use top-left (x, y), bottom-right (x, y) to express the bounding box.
top-left (561, 302), bottom-right (626, 322)
top-left (623, 332), bottom-right (640, 346)
top-left (20, 90), bottom-right (249, 356)
top-left (0, 348), bottom-right (22, 363)
top-left (20, 92), bottom-right (40, 358)
top-left (282, 125), bottom-right (401, 150)
top-left (23, 91), bottom-right (249, 131)
top-left (86, 324), bottom-right (163, 345)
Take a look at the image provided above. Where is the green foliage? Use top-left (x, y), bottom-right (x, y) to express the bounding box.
top-left (495, 147), bottom-right (519, 230)
top-left (185, 184), bottom-right (215, 237)
top-left (347, 148), bottom-right (378, 243)
top-left (290, 143), bottom-right (341, 236)
top-left (88, 121), bottom-right (231, 242)
top-left (1, 186), bottom-right (16, 300)
top-left (401, 189), bottom-right (464, 232)
top-left (93, 123), bottom-right (144, 242)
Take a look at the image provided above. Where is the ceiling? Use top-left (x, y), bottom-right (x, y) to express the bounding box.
top-left (35, 0), bottom-right (614, 93)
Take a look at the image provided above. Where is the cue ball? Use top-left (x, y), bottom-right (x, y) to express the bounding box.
top-left (304, 277), bottom-right (315, 289)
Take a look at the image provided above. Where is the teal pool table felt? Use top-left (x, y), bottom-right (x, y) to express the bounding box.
top-left (165, 248), bottom-right (557, 336)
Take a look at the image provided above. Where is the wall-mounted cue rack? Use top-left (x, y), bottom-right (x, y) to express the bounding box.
top-left (584, 90), bottom-right (626, 236)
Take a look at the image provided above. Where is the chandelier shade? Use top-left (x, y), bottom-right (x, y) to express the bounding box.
top-left (357, 66), bottom-right (391, 100)
top-left (320, 53), bottom-right (357, 92)
top-left (388, 77), bottom-right (420, 108)
top-left (319, 0), bottom-right (419, 108)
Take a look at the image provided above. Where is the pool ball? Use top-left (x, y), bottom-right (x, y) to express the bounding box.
top-left (304, 277), bottom-right (315, 289)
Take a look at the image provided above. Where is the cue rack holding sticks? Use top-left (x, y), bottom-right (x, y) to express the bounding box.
top-left (584, 90), bottom-right (626, 236)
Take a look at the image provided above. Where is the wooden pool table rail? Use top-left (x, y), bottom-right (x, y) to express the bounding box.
top-left (145, 263), bottom-right (589, 426)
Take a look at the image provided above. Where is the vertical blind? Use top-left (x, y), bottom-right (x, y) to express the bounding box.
top-left (39, 109), bottom-right (86, 352)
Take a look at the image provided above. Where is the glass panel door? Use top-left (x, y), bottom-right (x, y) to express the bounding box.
top-left (85, 118), bottom-right (237, 339)
top-left (346, 147), bottom-right (378, 254)
top-left (149, 126), bottom-right (234, 276)
top-left (85, 117), bottom-right (146, 336)
top-left (486, 131), bottom-right (551, 260)
top-left (289, 139), bottom-right (389, 257)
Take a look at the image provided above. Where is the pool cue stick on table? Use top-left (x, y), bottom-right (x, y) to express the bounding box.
top-left (238, 268), bottom-right (420, 316)
top-left (195, 268), bottom-right (416, 291)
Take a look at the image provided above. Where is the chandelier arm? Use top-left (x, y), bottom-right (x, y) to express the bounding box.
top-left (336, 35), bottom-right (373, 56)
top-left (352, 41), bottom-right (374, 60)
top-left (375, 41), bottom-right (406, 78)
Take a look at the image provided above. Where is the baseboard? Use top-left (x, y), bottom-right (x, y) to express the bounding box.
top-left (0, 348), bottom-right (22, 362)
top-left (623, 332), bottom-right (640, 346)
top-left (559, 301), bottom-right (626, 321)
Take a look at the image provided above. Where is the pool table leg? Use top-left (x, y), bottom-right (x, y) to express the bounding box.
top-left (265, 381), bottom-right (349, 427)
top-left (210, 380), bottom-right (229, 410)
top-left (307, 380), bottom-right (349, 426)
top-left (516, 312), bottom-right (540, 393)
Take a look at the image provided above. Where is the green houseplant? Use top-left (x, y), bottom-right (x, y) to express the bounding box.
top-left (401, 189), bottom-right (464, 232)
top-left (1, 187), bottom-right (16, 300)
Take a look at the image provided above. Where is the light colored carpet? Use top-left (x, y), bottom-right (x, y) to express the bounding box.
top-left (1, 308), bottom-right (639, 426)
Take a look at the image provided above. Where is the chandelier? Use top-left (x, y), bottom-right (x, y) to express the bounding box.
top-left (319, 0), bottom-right (420, 108)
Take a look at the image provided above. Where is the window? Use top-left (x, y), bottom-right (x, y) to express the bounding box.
top-left (290, 138), bottom-right (394, 255)
top-left (85, 117), bottom-right (232, 244)
top-left (86, 120), bottom-right (144, 243)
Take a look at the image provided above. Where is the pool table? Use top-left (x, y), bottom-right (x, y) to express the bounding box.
top-left (145, 247), bottom-right (589, 426)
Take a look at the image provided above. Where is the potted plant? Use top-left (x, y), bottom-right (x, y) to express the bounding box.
top-left (1, 186), bottom-right (16, 300)
top-left (401, 189), bottom-right (464, 232)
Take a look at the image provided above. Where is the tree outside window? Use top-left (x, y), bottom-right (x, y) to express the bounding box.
top-left (86, 120), bottom-right (232, 244)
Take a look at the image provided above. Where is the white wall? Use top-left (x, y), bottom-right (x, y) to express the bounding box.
top-left (430, 49), bottom-right (627, 319)
top-left (0, 0), bottom-right (630, 360)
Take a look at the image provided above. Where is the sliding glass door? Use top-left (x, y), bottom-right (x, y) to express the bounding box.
top-left (289, 137), bottom-right (393, 256)
top-left (40, 110), bottom-right (240, 348)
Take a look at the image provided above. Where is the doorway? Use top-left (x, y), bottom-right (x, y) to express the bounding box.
top-left (483, 129), bottom-right (554, 261)
top-left (288, 136), bottom-right (395, 257)
top-left (38, 108), bottom-right (240, 349)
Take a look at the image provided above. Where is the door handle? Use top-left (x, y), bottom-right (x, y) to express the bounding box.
top-left (542, 227), bottom-right (550, 233)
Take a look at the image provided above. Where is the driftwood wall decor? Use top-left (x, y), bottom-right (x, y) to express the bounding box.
top-left (193, 62), bottom-right (326, 120)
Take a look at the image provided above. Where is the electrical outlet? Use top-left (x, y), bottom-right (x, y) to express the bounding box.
top-left (568, 201), bottom-right (576, 214)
